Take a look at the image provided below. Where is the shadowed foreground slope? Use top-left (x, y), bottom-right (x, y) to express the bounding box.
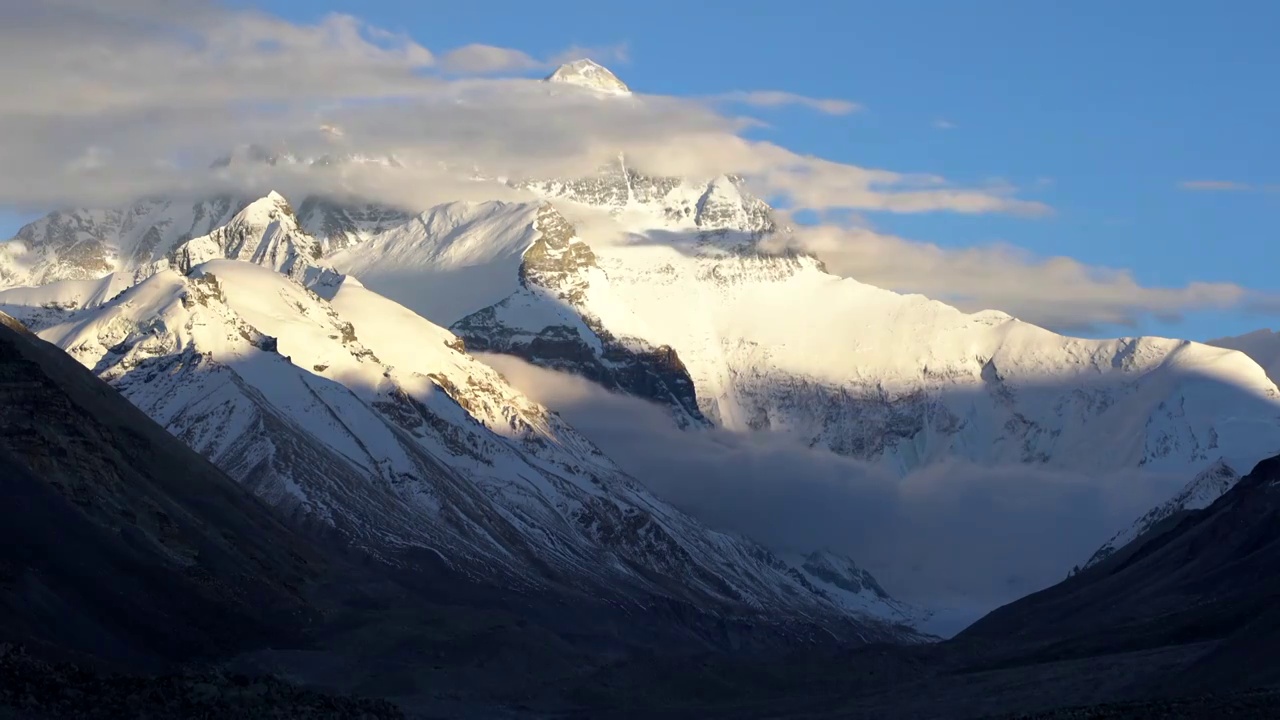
top-left (962, 452), bottom-right (1280, 694)
top-left (521, 453), bottom-right (1280, 718)
top-left (0, 311), bottom-right (321, 668)
top-left (7, 297), bottom-right (1280, 718)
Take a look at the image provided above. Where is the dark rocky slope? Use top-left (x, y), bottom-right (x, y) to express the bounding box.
top-left (8, 293), bottom-right (1280, 718)
top-left (961, 452), bottom-right (1280, 695)
top-left (0, 311), bottom-right (319, 668)
top-left (512, 453), bottom-right (1280, 718)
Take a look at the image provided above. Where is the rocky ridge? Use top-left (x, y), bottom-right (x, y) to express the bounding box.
top-left (2, 204), bottom-right (926, 638)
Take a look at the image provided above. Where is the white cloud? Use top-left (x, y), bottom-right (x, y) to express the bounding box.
top-left (479, 354), bottom-right (1182, 619)
top-left (4, 4), bottom-right (436, 118)
top-left (7, 1), bottom-right (1257, 330)
top-left (0, 0), bottom-right (1047, 219)
top-left (757, 157), bottom-right (1051, 216)
top-left (438, 44), bottom-right (540, 74)
top-left (547, 43), bottom-right (631, 67)
top-left (766, 222), bottom-right (1269, 331)
top-left (438, 43), bottom-right (631, 76)
top-left (1178, 180), bottom-right (1254, 191)
top-left (933, 118), bottom-right (957, 130)
top-left (713, 91), bottom-right (862, 115)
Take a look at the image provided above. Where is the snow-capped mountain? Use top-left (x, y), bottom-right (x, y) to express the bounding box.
top-left (169, 192), bottom-right (336, 285)
top-left (1076, 457), bottom-right (1240, 572)
top-left (545, 58), bottom-right (632, 95)
top-left (1068, 328), bottom-right (1280, 570)
top-left (6, 60), bottom-right (1280, 614)
top-left (522, 169), bottom-right (775, 238)
top-left (324, 181), bottom-right (1280, 479)
top-left (8, 170), bottom-right (1280, 593)
top-left (1210, 328), bottom-right (1280, 388)
top-left (0, 193), bottom-right (338, 329)
top-left (0, 195), bottom-right (245, 288)
top-left (1, 204), bottom-right (923, 639)
top-left (784, 550), bottom-right (928, 628)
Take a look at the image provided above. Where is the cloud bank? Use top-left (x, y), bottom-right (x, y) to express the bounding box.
top-left (768, 224), bottom-right (1270, 332)
top-left (3, 1), bottom-right (1274, 335)
top-left (437, 42), bottom-right (630, 75)
top-left (479, 354), bottom-right (1183, 623)
top-left (0, 0), bottom-right (1042, 219)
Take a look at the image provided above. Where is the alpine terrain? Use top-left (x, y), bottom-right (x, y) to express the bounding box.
top-left (5, 62), bottom-right (1280, 601)
top-left (6, 43), bottom-right (1280, 718)
top-left (0, 191), bottom-right (925, 640)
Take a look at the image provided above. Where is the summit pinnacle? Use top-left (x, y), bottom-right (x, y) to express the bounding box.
top-left (544, 58), bottom-right (631, 95)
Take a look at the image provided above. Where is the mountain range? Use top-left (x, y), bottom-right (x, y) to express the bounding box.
top-left (5, 58), bottom-right (1280, 718)
top-left (0, 189), bottom-right (926, 638)
top-left (7, 60), bottom-right (1280, 604)
top-left (8, 137), bottom-right (1280, 579)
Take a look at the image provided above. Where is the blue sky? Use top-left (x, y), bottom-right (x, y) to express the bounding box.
top-left (6, 0), bottom-right (1277, 340)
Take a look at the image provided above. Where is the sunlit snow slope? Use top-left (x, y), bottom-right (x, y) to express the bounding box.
top-left (323, 173), bottom-right (1280, 482)
top-left (2, 205), bottom-right (923, 638)
top-left (4, 61), bottom-right (1280, 604)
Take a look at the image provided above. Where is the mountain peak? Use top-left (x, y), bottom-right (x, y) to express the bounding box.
top-left (237, 191), bottom-right (296, 225)
top-left (544, 58), bottom-right (631, 95)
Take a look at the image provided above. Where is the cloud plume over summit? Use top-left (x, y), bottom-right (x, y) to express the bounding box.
top-left (0, 0), bottom-right (1042, 219)
top-left (3, 0), bottom-right (1273, 336)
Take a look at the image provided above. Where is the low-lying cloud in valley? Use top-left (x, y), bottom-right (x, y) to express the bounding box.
top-left (4, 1), bottom-right (1276, 635)
top-left (479, 354), bottom-right (1184, 627)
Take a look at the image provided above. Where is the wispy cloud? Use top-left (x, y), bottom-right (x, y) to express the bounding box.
top-left (480, 353), bottom-right (1183, 616)
top-left (765, 220), bottom-right (1272, 331)
top-left (436, 42), bottom-right (634, 75)
top-left (0, 0), bottom-right (1046, 219)
top-left (1178, 180), bottom-right (1254, 191)
top-left (437, 44), bottom-right (540, 74)
top-left (933, 118), bottom-right (957, 130)
top-left (758, 159), bottom-right (1051, 216)
top-left (713, 91), bottom-right (862, 116)
top-left (547, 43), bottom-right (631, 67)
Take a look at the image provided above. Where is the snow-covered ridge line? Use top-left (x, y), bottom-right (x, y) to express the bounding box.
top-left (0, 198), bottom-right (926, 638)
top-left (7, 144), bottom-right (1280, 610)
top-left (310, 179), bottom-right (1280, 581)
top-left (1076, 457), bottom-right (1240, 573)
top-left (323, 188), bottom-right (1280, 477)
top-left (1210, 328), bottom-right (1280, 389)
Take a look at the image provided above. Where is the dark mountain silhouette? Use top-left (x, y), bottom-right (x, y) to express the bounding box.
top-left (500, 453), bottom-right (1280, 718)
top-left (7, 299), bottom-right (1280, 718)
top-left (961, 452), bottom-right (1280, 695)
top-left (0, 311), bottom-right (320, 669)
